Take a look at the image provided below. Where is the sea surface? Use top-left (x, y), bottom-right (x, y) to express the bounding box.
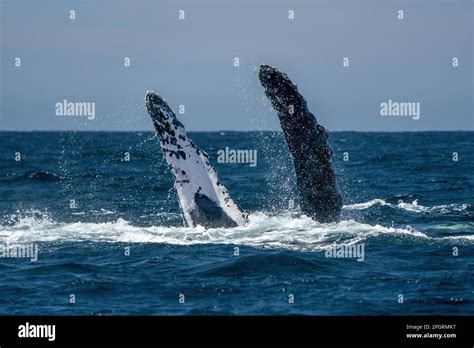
top-left (0, 131), bottom-right (473, 315)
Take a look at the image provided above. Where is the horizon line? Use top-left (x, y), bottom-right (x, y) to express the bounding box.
top-left (0, 129), bottom-right (473, 133)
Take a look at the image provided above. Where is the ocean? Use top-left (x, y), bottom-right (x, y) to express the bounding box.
top-left (0, 131), bottom-right (472, 315)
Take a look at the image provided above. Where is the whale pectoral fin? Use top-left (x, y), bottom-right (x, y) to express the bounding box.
top-left (146, 90), bottom-right (246, 229)
top-left (258, 64), bottom-right (343, 223)
top-left (189, 193), bottom-right (238, 228)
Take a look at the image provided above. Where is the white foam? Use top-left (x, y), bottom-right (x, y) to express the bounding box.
top-left (343, 199), bottom-right (469, 213)
top-left (1, 208), bottom-right (472, 251)
top-left (343, 199), bottom-right (389, 210)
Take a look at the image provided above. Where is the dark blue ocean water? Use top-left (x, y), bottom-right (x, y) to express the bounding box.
top-left (0, 131), bottom-right (473, 315)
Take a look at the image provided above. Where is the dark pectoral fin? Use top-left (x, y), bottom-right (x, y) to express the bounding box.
top-left (189, 193), bottom-right (238, 228)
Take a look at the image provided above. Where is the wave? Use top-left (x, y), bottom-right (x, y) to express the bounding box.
top-left (71, 209), bottom-right (116, 216)
top-left (1, 208), bottom-right (472, 252)
top-left (28, 171), bottom-right (61, 181)
top-left (343, 199), bottom-right (469, 213)
top-left (1, 171), bottom-right (62, 182)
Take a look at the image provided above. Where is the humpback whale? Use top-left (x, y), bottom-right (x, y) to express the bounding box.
top-left (258, 65), bottom-right (342, 222)
top-left (145, 91), bottom-right (247, 228)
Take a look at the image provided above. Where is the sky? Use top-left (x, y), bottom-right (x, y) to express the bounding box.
top-left (0, 0), bottom-right (472, 131)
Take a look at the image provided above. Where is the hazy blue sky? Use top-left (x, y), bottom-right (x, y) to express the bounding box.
top-left (1, 0), bottom-right (472, 131)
